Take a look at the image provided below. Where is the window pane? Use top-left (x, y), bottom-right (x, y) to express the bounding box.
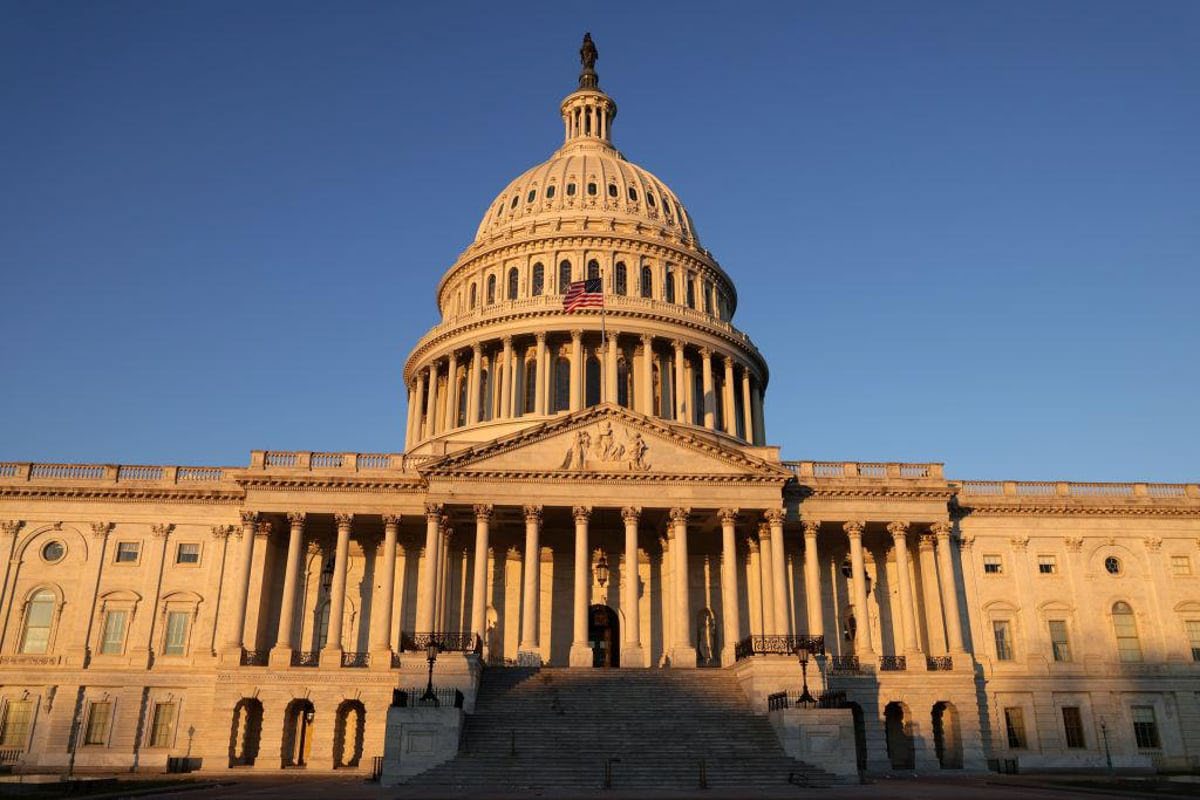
top-left (164, 611), bottom-right (188, 656)
top-left (1132, 706), bottom-right (1160, 749)
top-left (1187, 620), bottom-right (1200, 662)
top-left (20, 591), bottom-right (55, 654)
top-left (1049, 620), bottom-right (1071, 662)
top-left (532, 264), bottom-right (544, 296)
top-left (993, 620), bottom-right (1013, 661)
top-left (85, 701), bottom-right (112, 745)
top-left (150, 702), bottom-right (176, 748)
top-left (1171, 556), bottom-right (1192, 576)
top-left (1062, 707), bottom-right (1086, 749)
top-left (176, 543), bottom-right (199, 564)
top-left (983, 555), bottom-right (1003, 574)
top-left (1113, 604), bottom-right (1142, 662)
top-left (1004, 707), bottom-right (1027, 749)
top-left (101, 610), bottom-right (127, 655)
top-left (1038, 556), bottom-right (1057, 574)
top-left (116, 542), bottom-right (140, 562)
top-left (0, 700), bottom-right (32, 747)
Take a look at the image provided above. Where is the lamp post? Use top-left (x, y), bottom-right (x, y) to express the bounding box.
top-left (595, 552), bottom-right (609, 588)
top-left (420, 641), bottom-right (440, 706)
top-left (796, 645), bottom-right (816, 707)
top-left (1100, 717), bottom-right (1113, 773)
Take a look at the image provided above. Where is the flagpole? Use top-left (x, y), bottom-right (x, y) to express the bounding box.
top-left (600, 267), bottom-right (607, 403)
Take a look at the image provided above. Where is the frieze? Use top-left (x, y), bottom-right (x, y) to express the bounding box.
top-left (560, 421), bottom-right (650, 472)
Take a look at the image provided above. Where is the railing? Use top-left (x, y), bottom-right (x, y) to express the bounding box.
top-left (926, 655), bottom-right (953, 671)
top-left (879, 655), bottom-right (907, 671)
top-left (734, 635), bottom-right (825, 660)
top-left (785, 461), bottom-right (944, 480)
top-left (0, 748), bottom-right (21, 765)
top-left (341, 651), bottom-right (370, 668)
top-left (291, 651), bottom-right (319, 667)
top-left (767, 691), bottom-right (789, 712)
top-left (0, 462), bottom-right (228, 484)
top-left (250, 451), bottom-right (414, 472)
top-left (958, 480), bottom-right (1198, 498)
top-left (391, 687), bottom-right (465, 708)
top-left (31, 463), bottom-right (106, 479)
top-left (829, 655), bottom-right (861, 674)
top-left (240, 650), bottom-right (269, 667)
top-left (767, 690), bottom-right (849, 712)
top-left (118, 465), bottom-right (163, 481)
top-left (402, 632), bottom-right (482, 654)
top-left (176, 466), bottom-right (223, 481)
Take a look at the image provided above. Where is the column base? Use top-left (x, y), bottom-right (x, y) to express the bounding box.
top-left (516, 649), bottom-right (543, 667)
top-left (620, 644), bottom-right (645, 669)
top-left (720, 645), bottom-right (737, 668)
top-left (669, 646), bottom-right (697, 669)
top-left (268, 646), bottom-right (293, 669)
top-left (568, 643), bottom-right (593, 667)
top-left (370, 649), bottom-right (395, 671)
top-left (319, 646), bottom-right (343, 670)
top-left (950, 651), bottom-right (975, 672)
top-left (218, 647), bottom-right (243, 668)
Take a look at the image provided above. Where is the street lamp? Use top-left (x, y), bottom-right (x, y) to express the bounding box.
top-left (1099, 717), bottom-right (1113, 773)
top-left (420, 641), bottom-right (441, 706)
top-left (796, 645), bottom-right (816, 707)
top-left (595, 553), bottom-right (610, 588)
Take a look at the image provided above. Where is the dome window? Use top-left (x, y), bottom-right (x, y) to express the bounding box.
top-left (664, 269), bottom-right (676, 304)
top-left (640, 266), bottom-right (653, 298)
top-left (615, 262), bottom-right (627, 296)
top-left (607, 184), bottom-right (617, 198)
top-left (587, 182), bottom-right (597, 196)
top-left (587, 260), bottom-right (600, 280)
top-left (647, 193), bottom-right (656, 208)
top-left (510, 195), bottom-right (519, 209)
top-left (628, 187), bottom-right (638, 202)
top-left (546, 185), bottom-right (556, 199)
top-left (469, 284), bottom-right (477, 309)
top-left (527, 189), bottom-right (536, 204)
top-left (566, 183), bottom-right (576, 196)
top-left (487, 274), bottom-right (497, 305)
top-left (531, 263), bottom-right (545, 297)
top-left (507, 268), bottom-right (519, 300)
top-left (558, 260), bottom-right (572, 293)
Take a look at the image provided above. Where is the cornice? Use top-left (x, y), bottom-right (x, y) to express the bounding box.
top-left (956, 502), bottom-right (1200, 519)
top-left (235, 475), bottom-right (425, 493)
top-left (426, 469), bottom-right (787, 486)
top-left (0, 485), bottom-right (243, 504)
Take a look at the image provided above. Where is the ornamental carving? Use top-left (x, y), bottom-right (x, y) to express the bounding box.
top-left (474, 504), bottom-right (495, 521)
top-left (381, 514), bottom-right (402, 527)
top-left (559, 420), bottom-right (649, 471)
top-left (1, 520), bottom-right (22, 537)
top-left (151, 523), bottom-right (174, 539)
top-left (887, 521), bottom-right (910, 538)
top-left (240, 511), bottom-right (258, 526)
top-left (669, 507), bottom-right (691, 524)
top-left (801, 520), bottom-right (820, 537)
top-left (572, 506), bottom-right (592, 522)
top-left (90, 521), bottom-right (113, 539)
top-left (843, 520), bottom-right (866, 537)
top-left (717, 507), bottom-right (740, 525)
top-left (287, 512), bottom-right (307, 526)
top-left (424, 502), bottom-right (444, 518)
top-left (523, 505), bottom-right (544, 523)
top-left (757, 522), bottom-right (770, 540)
top-left (918, 533), bottom-right (936, 551)
top-left (210, 525), bottom-right (235, 540)
top-left (1064, 536), bottom-right (1084, 552)
top-left (929, 521), bottom-right (952, 538)
top-left (1144, 536), bottom-right (1163, 552)
top-left (334, 513), bottom-right (354, 528)
top-left (621, 506), bottom-right (642, 523)
top-left (1010, 535), bottom-right (1030, 551)
top-left (255, 520), bottom-right (273, 538)
top-left (763, 508), bottom-right (785, 525)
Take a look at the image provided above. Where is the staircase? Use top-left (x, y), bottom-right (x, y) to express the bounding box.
top-left (407, 667), bottom-right (841, 791)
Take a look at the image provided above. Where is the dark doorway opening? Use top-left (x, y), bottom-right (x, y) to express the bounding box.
top-left (589, 604), bottom-right (620, 668)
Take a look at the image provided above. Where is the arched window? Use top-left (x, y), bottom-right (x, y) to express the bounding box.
top-left (469, 284), bottom-right (477, 309)
top-left (510, 195), bottom-right (519, 209)
top-left (703, 280), bottom-right (713, 314)
top-left (692, 367), bottom-right (704, 425)
top-left (686, 273), bottom-right (696, 309)
top-left (553, 355), bottom-right (571, 412)
top-left (558, 261), bottom-right (572, 293)
top-left (522, 359), bottom-right (537, 415)
top-left (531, 263), bottom-right (544, 296)
top-left (546, 184), bottom-right (556, 199)
top-left (587, 259), bottom-right (600, 280)
top-left (486, 275), bottom-right (496, 305)
top-left (479, 368), bottom-right (491, 422)
top-left (527, 189), bottom-right (536, 204)
top-left (507, 268), bottom-right (519, 300)
top-left (607, 183), bottom-right (617, 198)
top-left (566, 182), bottom-right (576, 196)
top-left (1113, 602), bottom-right (1142, 662)
top-left (647, 193), bottom-right (656, 208)
top-left (587, 182), bottom-right (597, 196)
top-left (617, 356), bottom-right (630, 408)
top-left (665, 270), bottom-right (676, 304)
top-left (628, 187), bottom-right (638, 202)
top-left (316, 601), bottom-right (331, 650)
top-left (20, 588), bottom-right (56, 654)
top-left (640, 266), bottom-right (653, 298)
top-left (585, 355), bottom-right (601, 408)
top-left (615, 262), bottom-right (627, 295)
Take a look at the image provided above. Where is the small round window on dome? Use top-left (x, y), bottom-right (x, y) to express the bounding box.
top-left (510, 195), bottom-right (519, 209)
top-left (527, 189), bottom-right (536, 203)
top-left (1105, 556), bottom-right (1122, 575)
top-left (607, 184), bottom-right (617, 198)
top-left (587, 182), bottom-right (597, 196)
top-left (546, 185), bottom-right (556, 199)
top-left (42, 541), bottom-right (65, 563)
top-left (628, 187), bottom-right (638, 202)
top-left (566, 183), bottom-right (576, 196)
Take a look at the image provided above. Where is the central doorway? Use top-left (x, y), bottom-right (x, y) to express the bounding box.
top-left (589, 604), bottom-right (620, 668)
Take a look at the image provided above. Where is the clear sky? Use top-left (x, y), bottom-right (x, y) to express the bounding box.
top-left (2, 2), bottom-right (1197, 481)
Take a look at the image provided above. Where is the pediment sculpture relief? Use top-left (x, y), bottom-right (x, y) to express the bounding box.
top-left (560, 420), bottom-right (650, 472)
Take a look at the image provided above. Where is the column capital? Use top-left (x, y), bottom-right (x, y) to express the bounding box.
top-left (843, 520), bottom-right (866, 538)
top-left (723, 353), bottom-right (736, 368)
top-left (523, 504), bottom-right (544, 523)
top-left (472, 342), bottom-right (482, 355)
top-left (1064, 536), bottom-right (1084, 553)
top-left (801, 520), bottom-right (820, 537)
top-left (744, 536), bottom-right (760, 554)
top-left (717, 507), bottom-right (740, 524)
top-left (670, 338), bottom-right (684, 351)
top-left (151, 523), bottom-right (174, 539)
top-left (502, 335), bottom-right (514, 349)
top-left (570, 329), bottom-right (583, 342)
top-left (239, 511), bottom-right (259, 527)
top-left (474, 504), bottom-right (494, 522)
top-left (210, 524), bottom-right (235, 540)
top-left (640, 332), bottom-right (652, 345)
top-left (382, 514), bottom-right (402, 527)
top-left (621, 506), bottom-right (642, 523)
top-left (757, 521), bottom-right (771, 541)
top-left (334, 513), bottom-right (354, 528)
top-left (424, 502), bottom-right (444, 519)
top-left (887, 521), bottom-right (910, 538)
top-left (763, 508), bottom-right (786, 525)
top-left (90, 521), bottom-right (113, 539)
top-left (572, 505), bottom-right (592, 523)
top-left (930, 521), bottom-right (952, 539)
top-left (0, 520), bottom-right (22, 538)
top-left (287, 512), bottom-right (307, 526)
top-left (698, 346), bottom-right (712, 359)
top-left (669, 507), bottom-right (691, 524)
top-left (536, 331), bottom-right (547, 344)
top-left (255, 520), bottom-right (273, 538)
top-left (918, 533), bottom-right (936, 551)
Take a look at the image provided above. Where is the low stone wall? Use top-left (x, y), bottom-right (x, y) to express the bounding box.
top-left (731, 655), bottom-right (825, 712)
top-left (768, 707), bottom-right (859, 783)
top-left (380, 705), bottom-right (464, 785)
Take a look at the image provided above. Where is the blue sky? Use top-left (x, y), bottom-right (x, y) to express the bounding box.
top-left (1, 2), bottom-right (1197, 481)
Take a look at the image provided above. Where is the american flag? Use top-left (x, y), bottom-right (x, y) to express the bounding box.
top-left (563, 278), bottom-right (604, 313)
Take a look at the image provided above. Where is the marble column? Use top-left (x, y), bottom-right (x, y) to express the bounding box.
top-left (700, 348), bottom-right (715, 430)
top-left (470, 505), bottom-right (492, 651)
top-left (740, 369), bottom-right (754, 442)
top-left (569, 506), bottom-right (593, 666)
top-left (322, 514), bottom-right (353, 663)
top-left (501, 336), bottom-right (514, 419)
top-left (932, 522), bottom-right (966, 654)
top-left (802, 521), bottom-right (824, 639)
top-left (844, 520), bottom-right (875, 658)
top-left (757, 523), bottom-right (776, 636)
top-left (718, 508), bottom-right (741, 666)
top-left (639, 334), bottom-right (654, 415)
top-left (443, 351), bottom-right (459, 430)
top-left (518, 505), bottom-right (543, 663)
top-left (415, 503), bottom-right (442, 633)
top-left (569, 330), bottom-right (583, 411)
top-left (423, 363), bottom-right (438, 439)
top-left (370, 515), bottom-right (400, 666)
top-left (918, 534), bottom-right (946, 654)
top-left (621, 507), bottom-right (643, 666)
top-left (751, 383), bottom-right (766, 444)
top-left (270, 512), bottom-right (306, 666)
top-left (672, 340), bottom-right (687, 422)
top-left (405, 384), bottom-right (417, 447)
top-left (535, 332), bottom-right (548, 415)
top-left (605, 332), bottom-right (619, 404)
top-left (467, 344), bottom-right (482, 424)
top-left (766, 509), bottom-right (790, 636)
top-left (722, 355), bottom-right (736, 434)
top-left (224, 512), bottom-right (259, 656)
top-left (887, 522), bottom-right (921, 655)
top-left (669, 507), bottom-right (696, 667)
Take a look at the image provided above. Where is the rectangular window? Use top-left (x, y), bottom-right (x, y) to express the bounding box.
top-left (983, 555), bottom-right (1003, 574)
top-left (1037, 555), bottom-right (1058, 574)
top-left (84, 701), bottom-right (112, 745)
top-left (1132, 706), bottom-right (1160, 750)
top-left (1186, 620), bottom-right (1200, 662)
top-left (993, 620), bottom-right (1014, 661)
top-left (163, 611), bottom-right (189, 656)
top-left (149, 702), bottom-right (176, 748)
top-left (175, 543), bottom-right (200, 564)
top-left (1049, 620), bottom-right (1072, 662)
top-left (1004, 707), bottom-right (1027, 749)
top-left (100, 610), bottom-right (128, 655)
top-left (114, 542), bottom-right (140, 563)
top-left (1171, 556), bottom-right (1192, 576)
top-left (1062, 706), bottom-right (1086, 749)
top-left (0, 700), bottom-right (32, 748)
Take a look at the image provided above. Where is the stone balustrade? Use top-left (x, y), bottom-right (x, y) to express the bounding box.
top-left (957, 480), bottom-right (1199, 498)
top-left (784, 461), bottom-right (945, 480)
top-left (0, 462), bottom-right (231, 484)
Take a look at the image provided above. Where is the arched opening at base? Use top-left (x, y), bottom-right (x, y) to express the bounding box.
top-left (589, 604), bottom-right (620, 668)
top-left (846, 701), bottom-right (868, 773)
top-left (333, 700), bottom-right (366, 768)
top-left (281, 699), bottom-right (315, 768)
top-left (228, 698), bottom-right (263, 767)
top-left (932, 701), bottom-right (963, 769)
top-left (884, 701), bottom-right (915, 770)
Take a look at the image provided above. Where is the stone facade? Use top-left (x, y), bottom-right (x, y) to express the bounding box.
top-left (1, 38), bottom-right (1197, 778)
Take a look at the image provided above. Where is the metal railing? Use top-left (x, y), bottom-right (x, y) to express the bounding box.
top-left (926, 655), bottom-right (953, 671)
top-left (0, 748), bottom-right (21, 765)
top-left (734, 635), bottom-right (825, 660)
top-left (291, 651), bottom-right (319, 667)
top-left (767, 689), bottom-right (849, 712)
top-left (879, 655), bottom-right (907, 671)
top-left (829, 655), bottom-right (861, 674)
top-left (240, 649), bottom-right (269, 666)
top-left (341, 651), bottom-right (370, 668)
top-left (391, 687), bottom-right (464, 708)
top-left (402, 632), bottom-right (482, 654)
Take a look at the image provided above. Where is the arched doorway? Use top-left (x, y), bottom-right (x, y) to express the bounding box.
top-left (281, 699), bottom-right (315, 768)
top-left (884, 701), bottom-right (915, 770)
top-left (228, 698), bottom-right (263, 767)
top-left (333, 700), bottom-right (366, 768)
top-left (932, 701), bottom-right (963, 769)
top-left (589, 604), bottom-right (620, 668)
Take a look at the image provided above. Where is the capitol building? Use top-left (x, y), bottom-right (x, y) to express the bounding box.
top-left (1, 36), bottom-right (1197, 786)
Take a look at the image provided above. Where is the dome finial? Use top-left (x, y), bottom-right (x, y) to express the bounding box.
top-left (578, 32), bottom-right (599, 90)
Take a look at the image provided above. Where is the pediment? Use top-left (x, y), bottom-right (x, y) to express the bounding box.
top-left (420, 404), bottom-right (792, 483)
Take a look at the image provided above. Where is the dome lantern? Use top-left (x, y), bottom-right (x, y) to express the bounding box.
top-left (560, 33), bottom-right (617, 147)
